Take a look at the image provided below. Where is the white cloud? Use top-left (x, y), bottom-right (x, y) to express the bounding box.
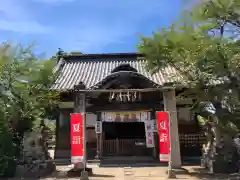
top-left (0, 0), bottom-right (31, 20)
top-left (0, 20), bottom-right (51, 34)
top-left (0, 0), bottom-right (50, 34)
top-left (0, 1), bottom-right (26, 20)
top-left (0, 0), bottom-right (180, 53)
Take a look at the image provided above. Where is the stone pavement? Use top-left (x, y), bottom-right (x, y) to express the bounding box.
top-left (40, 164), bottom-right (240, 180)
top-left (9, 164), bottom-right (240, 179)
top-left (41, 165), bottom-right (198, 180)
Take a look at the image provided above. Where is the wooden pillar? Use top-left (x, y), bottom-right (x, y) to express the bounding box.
top-left (153, 132), bottom-right (158, 159)
top-left (73, 83), bottom-right (86, 169)
top-left (74, 83), bottom-right (86, 113)
top-left (96, 133), bottom-right (100, 158)
top-left (100, 132), bottom-right (104, 157)
top-left (163, 89), bottom-right (181, 169)
top-left (95, 112), bottom-right (101, 159)
top-left (54, 110), bottom-right (60, 159)
top-left (100, 112), bottom-right (103, 157)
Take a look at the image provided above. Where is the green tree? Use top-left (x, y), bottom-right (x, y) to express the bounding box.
top-left (138, 0), bottom-right (240, 173)
top-left (191, 0), bottom-right (240, 38)
top-left (0, 42), bottom-right (59, 177)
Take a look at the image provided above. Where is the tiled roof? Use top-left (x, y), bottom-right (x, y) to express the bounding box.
top-left (52, 53), bottom-right (179, 91)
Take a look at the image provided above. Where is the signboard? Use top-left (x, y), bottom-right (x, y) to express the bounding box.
top-left (140, 111), bottom-right (149, 122)
top-left (86, 113), bottom-right (97, 127)
top-left (144, 120), bottom-right (154, 148)
top-left (95, 121), bottom-right (102, 133)
top-left (152, 119), bottom-right (158, 132)
top-left (156, 111), bottom-right (170, 162)
top-left (70, 113), bottom-right (84, 164)
top-left (101, 111), bottom-right (150, 122)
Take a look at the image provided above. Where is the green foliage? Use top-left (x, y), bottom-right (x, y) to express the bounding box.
top-left (138, 0), bottom-right (240, 134)
top-left (138, 23), bottom-right (239, 94)
top-left (191, 0), bottom-right (240, 38)
top-left (197, 115), bottom-right (208, 126)
top-left (0, 42), bottom-right (59, 177)
top-left (44, 120), bottom-right (56, 132)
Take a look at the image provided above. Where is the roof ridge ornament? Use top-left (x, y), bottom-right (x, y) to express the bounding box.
top-left (74, 82), bottom-right (86, 91)
top-left (111, 64), bottom-right (138, 73)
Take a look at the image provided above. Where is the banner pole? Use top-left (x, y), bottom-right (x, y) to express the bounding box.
top-left (167, 112), bottom-right (176, 178)
top-left (82, 112), bottom-right (86, 171)
top-left (81, 112), bottom-right (89, 180)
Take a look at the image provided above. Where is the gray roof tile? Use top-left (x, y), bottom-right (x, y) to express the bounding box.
top-left (52, 54), bottom-right (179, 91)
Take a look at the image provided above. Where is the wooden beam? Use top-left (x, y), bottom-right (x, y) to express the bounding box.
top-left (86, 102), bottom-right (163, 112)
top-left (58, 98), bottom-right (193, 109)
top-left (68, 87), bottom-right (178, 93)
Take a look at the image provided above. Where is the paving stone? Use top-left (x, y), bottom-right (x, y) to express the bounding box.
top-left (8, 164), bottom-right (210, 180)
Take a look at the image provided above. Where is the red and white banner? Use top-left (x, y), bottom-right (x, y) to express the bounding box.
top-left (156, 111), bottom-right (170, 162)
top-left (144, 121), bottom-right (154, 148)
top-left (70, 113), bottom-right (84, 164)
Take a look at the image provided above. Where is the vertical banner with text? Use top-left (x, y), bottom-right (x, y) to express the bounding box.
top-left (70, 113), bottom-right (84, 164)
top-left (144, 121), bottom-right (155, 148)
top-left (156, 111), bottom-right (170, 162)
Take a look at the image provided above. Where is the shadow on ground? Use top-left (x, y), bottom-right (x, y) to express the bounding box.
top-left (98, 157), bottom-right (200, 168)
top-left (30, 169), bottom-right (114, 179)
top-left (187, 167), bottom-right (240, 180)
top-left (99, 161), bottom-right (168, 168)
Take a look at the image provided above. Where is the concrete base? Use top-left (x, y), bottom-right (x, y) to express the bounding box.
top-left (80, 171), bottom-right (89, 180)
top-left (74, 163), bottom-right (85, 169)
top-left (165, 168), bottom-right (189, 175)
top-left (167, 169), bottom-right (176, 179)
top-left (67, 167), bottom-right (92, 177)
top-left (172, 168), bottom-right (189, 175)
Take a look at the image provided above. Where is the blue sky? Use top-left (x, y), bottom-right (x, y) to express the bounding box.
top-left (0, 0), bottom-right (186, 57)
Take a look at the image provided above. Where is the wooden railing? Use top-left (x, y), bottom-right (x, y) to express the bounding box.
top-left (102, 134), bottom-right (206, 157)
top-left (102, 139), bottom-right (149, 156)
top-left (179, 133), bottom-right (206, 145)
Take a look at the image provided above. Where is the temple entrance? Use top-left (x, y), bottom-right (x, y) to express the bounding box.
top-left (102, 122), bottom-right (151, 156)
top-left (103, 122), bottom-right (145, 139)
